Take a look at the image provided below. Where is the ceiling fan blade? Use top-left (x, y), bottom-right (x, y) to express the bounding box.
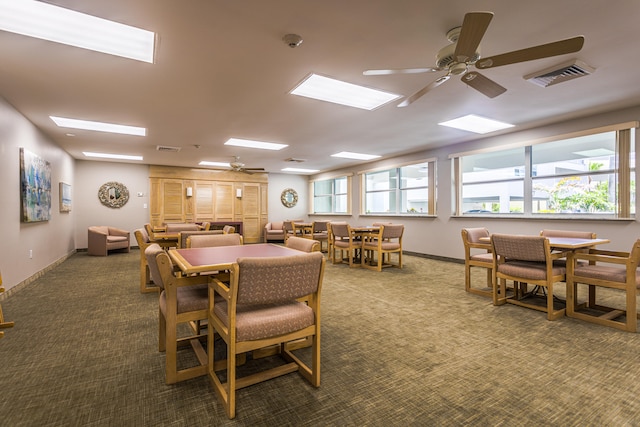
top-left (461, 71), bottom-right (506, 98)
top-left (243, 168), bottom-right (265, 171)
top-left (454, 12), bottom-right (494, 63)
top-left (475, 36), bottom-right (585, 69)
top-left (397, 75), bottom-right (451, 107)
top-left (363, 67), bottom-right (438, 76)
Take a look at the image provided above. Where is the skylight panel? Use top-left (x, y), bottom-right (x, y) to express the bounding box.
top-left (224, 138), bottom-right (288, 151)
top-left (290, 73), bottom-right (401, 110)
top-left (51, 116), bottom-right (146, 136)
top-left (83, 152), bottom-right (143, 161)
top-left (0, 1), bottom-right (155, 63)
top-left (438, 114), bottom-right (514, 134)
top-left (331, 152), bottom-right (381, 160)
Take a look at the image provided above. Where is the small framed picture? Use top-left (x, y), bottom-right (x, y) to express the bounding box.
top-left (59, 182), bottom-right (71, 212)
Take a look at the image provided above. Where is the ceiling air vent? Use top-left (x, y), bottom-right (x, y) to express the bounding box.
top-left (156, 145), bottom-right (181, 152)
top-left (524, 59), bottom-right (595, 88)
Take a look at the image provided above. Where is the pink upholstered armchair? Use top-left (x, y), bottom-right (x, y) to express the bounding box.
top-left (88, 226), bottom-right (130, 256)
top-left (264, 221), bottom-right (285, 242)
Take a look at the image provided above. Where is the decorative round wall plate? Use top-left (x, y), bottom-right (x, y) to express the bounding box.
top-left (98, 181), bottom-right (129, 209)
top-left (281, 188), bottom-right (298, 208)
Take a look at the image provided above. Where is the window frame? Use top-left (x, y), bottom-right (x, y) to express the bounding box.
top-left (309, 174), bottom-right (352, 214)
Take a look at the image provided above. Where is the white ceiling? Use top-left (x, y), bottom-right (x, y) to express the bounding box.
top-left (1, 0), bottom-right (639, 174)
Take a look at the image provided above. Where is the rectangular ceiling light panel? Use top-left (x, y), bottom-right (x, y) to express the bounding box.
top-left (281, 167), bottom-right (320, 173)
top-left (199, 161), bottom-right (231, 167)
top-left (0, 1), bottom-right (155, 63)
top-left (83, 152), bottom-right (143, 161)
top-left (51, 116), bottom-right (146, 136)
top-left (224, 138), bottom-right (288, 151)
top-left (290, 74), bottom-right (401, 110)
top-left (331, 151), bottom-right (381, 160)
top-left (438, 114), bottom-right (514, 134)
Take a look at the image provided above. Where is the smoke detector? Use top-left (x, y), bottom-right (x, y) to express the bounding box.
top-left (283, 33), bottom-right (303, 48)
top-left (524, 59), bottom-right (595, 88)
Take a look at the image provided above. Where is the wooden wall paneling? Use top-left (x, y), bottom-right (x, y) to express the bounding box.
top-left (184, 180), bottom-right (195, 223)
top-left (194, 181), bottom-right (215, 222)
top-left (241, 183), bottom-right (261, 243)
top-left (150, 178), bottom-right (162, 227)
top-left (260, 184), bottom-right (268, 242)
top-left (162, 180), bottom-right (185, 223)
top-left (215, 182), bottom-right (234, 221)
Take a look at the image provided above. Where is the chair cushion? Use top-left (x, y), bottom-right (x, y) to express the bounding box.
top-left (107, 235), bottom-right (128, 243)
top-left (497, 261), bottom-right (565, 280)
top-left (574, 265), bottom-right (640, 287)
top-left (214, 301), bottom-right (314, 341)
top-left (270, 221), bottom-right (284, 230)
top-left (470, 253), bottom-right (493, 263)
top-left (159, 283), bottom-right (209, 315)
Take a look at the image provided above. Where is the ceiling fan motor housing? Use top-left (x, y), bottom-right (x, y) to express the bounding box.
top-left (436, 41), bottom-right (481, 69)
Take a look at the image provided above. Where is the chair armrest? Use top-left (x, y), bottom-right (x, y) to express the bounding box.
top-left (572, 251), bottom-right (631, 265)
top-left (209, 276), bottom-right (231, 299)
top-left (108, 227), bottom-right (130, 237)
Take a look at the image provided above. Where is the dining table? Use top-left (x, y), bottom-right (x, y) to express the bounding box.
top-left (168, 243), bottom-right (306, 275)
top-left (479, 235), bottom-right (610, 250)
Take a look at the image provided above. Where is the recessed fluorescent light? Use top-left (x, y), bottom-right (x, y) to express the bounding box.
top-left (199, 161), bottom-right (231, 167)
top-left (83, 152), bottom-right (143, 161)
top-left (331, 151), bottom-right (381, 160)
top-left (51, 116), bottom-right (146, 136)
top-left (0, 1), bottom-right (155, 63)
top-left (290, 73), bottom-right (401, 110)
top-left (224, 138), bottom-right (287, 151)
top-left (438, 114), bottom-right (514, 134)
top-left (281, 167), bottom-right (320, 173)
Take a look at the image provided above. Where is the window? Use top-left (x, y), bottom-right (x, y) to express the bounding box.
top-left (312, 176), bottom-right (349, 213)
top-left (453, 123), bottom-right (636, 217)
top-left (363, 160), bottom-right (435, 215)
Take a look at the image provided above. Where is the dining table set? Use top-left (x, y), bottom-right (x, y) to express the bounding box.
top-left (464, 227), bottom-right (639, 333)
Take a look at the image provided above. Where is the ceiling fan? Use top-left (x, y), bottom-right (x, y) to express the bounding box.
top-left (228, 156), bottom-right (265, 174)
top-left (364, 11), bottom-right (584, 107)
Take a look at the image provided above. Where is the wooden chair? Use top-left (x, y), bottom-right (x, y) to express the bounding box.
top-left (222, 225), bottom-right (235, 234)
top-left (329, 223), bottom-right (362, 267)
top-left (540, 229), bottom-right (597, 266)
top-left (145, 244), bottom-right (209, 384)
top-left (208, 252), bottom-right (325, 419)
top-left (0, 270), bottom-right (14, 339)
top-left (286, 235), bottom-right (321, 253)
top-left (134, 228), bottom-right (160, 293)
top-left (461, 228), bottom-right (493, 298)
top-left (177, 230), bottom-right (224, 249)
top-left (186, 233), bottom-right (243, 248)
top-left (491, 234), bottom-right (568, 320)
top-left (362, 224), bottom-right (404, 271)
top-left (566, 239), bottom-right (640, 332)
top-left (311, 221), bottom-right (329, 252)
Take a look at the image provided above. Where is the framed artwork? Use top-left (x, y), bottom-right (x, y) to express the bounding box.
top-left (20, 148), bottom-right (51, 222)
top-left (59, 182), bottom-right (71, 212)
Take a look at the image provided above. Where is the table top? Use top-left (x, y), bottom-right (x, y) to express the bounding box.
top-left (479, 235), bottom-right (610, 249)
top-left (168, 243), bottom-right (305, 275)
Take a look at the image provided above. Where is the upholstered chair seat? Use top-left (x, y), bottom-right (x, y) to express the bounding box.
top-left (88, 226), bottom-right (130, 256)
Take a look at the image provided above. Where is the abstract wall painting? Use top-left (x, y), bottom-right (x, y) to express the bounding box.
top-left (20, 148), bottom-right (51, 222)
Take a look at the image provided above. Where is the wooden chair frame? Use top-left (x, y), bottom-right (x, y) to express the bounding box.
top-left (492, 234), bottom-right (568, 320)
top-left (208, 253), bottom-right (325, 418)
top-left (362, 224), bottom-right (404, 271)
top-left (461, 228), bottom-right (494, 298)
top-left (329, 223), bottom-right (362, 268)
top-left (566, 240), bottom-right (640, 332)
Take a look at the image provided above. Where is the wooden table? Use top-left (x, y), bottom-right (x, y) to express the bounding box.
top-left (168, 243), bottom-right (305, 275)
top-left (479, 236), bottom-right (610, 249)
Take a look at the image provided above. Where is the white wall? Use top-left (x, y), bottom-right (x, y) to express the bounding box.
top-left (74, 160), bottom-right (151, 248)
top-left (0, 96), bottom-right (75, 291)
top-left (266, 173), bottom-right (309, 222)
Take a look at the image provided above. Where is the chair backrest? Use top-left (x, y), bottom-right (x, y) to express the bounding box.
top-left (540, 229), bottom-right (596, 239)
top-left (286, 236), bottom-right (321, 252)
top-left (178, 230), bottom-right (224, 248)
top-left (462, 227), bottom-right (490, 245)
top-left (312, 221), bottom-right (328, 233)
top-left (382, 224), bottom-right (404, 239)
top-left (165, 223), bottom-right (200, 233)
top-left (145, 243), bottom-right (168, 290)
top-left (235, 252), bottom-right (324, 305)
top-left (222, 225), bottom-right (235, 234)
top-left (201, 222), bottom-right (211, 231)
top-left (283, 221), bottom-right (294, 233)
top-left (134, 228), bottom-right (150, 248)
top-left (491, 234), bottom-right (548, 262)
top-left (144, 223), bottom-right (154, 236)
top-left (187, 233), bottom-right (243, 248)
top-left (329, 222), bottom-right (350, 239)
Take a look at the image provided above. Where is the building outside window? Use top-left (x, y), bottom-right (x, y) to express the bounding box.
top-left (312, 176), bottom-right (349, 213)
top-left (363, 160), bottom-right (434, 215)
top-left (453, 124), bottom-right (636, 217)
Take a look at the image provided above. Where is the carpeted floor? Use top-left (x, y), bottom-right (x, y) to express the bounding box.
top-left (1, 249), bottom-right (639, 426)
